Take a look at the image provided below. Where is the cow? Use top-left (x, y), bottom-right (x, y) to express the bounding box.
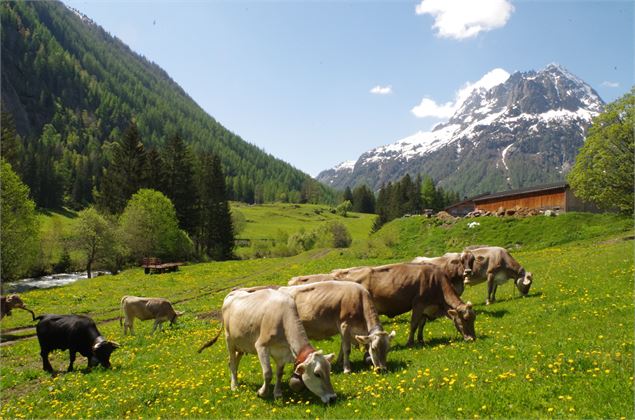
top-left (120, 296), bottom-right (184, 335)
top-left (198, 288), bottom-right (337, 403)
top-left (411, 251), bottom-right (475, 295)
top-left (1, 294), bottom-right (35, 319)
top-left (244, 281), bottom-right (395, 373)
top-left (463, 245), bottom-right (533, 305)
top-left (288, 263), bottom-right (476, 346)
top-left (35, 314), bottom-right (119, 373)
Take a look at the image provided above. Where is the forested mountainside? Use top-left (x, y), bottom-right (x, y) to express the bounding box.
top-left (1, 1), bottom-right (333, 208)
top-left (317, 65), bottom-right (604, 197)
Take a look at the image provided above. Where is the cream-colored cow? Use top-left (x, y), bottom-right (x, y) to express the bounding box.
top-left (198, 288), bottom-right (337, 403)
top-left (120, 296), bottom-right (184, 335)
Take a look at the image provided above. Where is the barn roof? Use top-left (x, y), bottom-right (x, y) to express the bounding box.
top-left (473, 182), bottom-right (568, 203)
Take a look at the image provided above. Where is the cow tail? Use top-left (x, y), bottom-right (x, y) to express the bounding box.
top-left (198, 320), bottom-right (224, 353)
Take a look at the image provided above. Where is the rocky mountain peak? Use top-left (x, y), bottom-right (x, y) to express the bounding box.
top-left (317, 64), bottom-right (604, 196)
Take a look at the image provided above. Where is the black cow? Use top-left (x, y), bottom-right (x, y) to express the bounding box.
top-left (35, 314), bottom-right (119, 373)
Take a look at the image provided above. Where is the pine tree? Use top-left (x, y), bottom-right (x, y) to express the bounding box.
top-left (145, 147), bottom-right (165, 193)
top-left (161, 134), bottom-right (199, 236)
top-left (197, 152), bottom-right (234, 260)
top-left (343, 186), bottom-right (353, 203)
top-left (352, 185), bottom-right (375, 213)
top-left (97, 121), bottom-right (147, 214)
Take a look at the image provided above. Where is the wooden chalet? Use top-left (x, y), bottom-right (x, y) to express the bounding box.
top-left (445, 182), bottom-right (599, 216)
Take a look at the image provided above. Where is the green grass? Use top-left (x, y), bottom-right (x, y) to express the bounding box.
top-left (368, 212), bottom-right (633, 258)
top-left (1, 213), bottom-right (633, 418)
top-left (233, 202), bottom-right (375, 243)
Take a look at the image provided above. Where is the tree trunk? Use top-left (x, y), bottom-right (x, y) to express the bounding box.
top-left (87, 260), bottom-right (92, 279)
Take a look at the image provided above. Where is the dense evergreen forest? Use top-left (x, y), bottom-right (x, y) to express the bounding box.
top-left (373, 174), bottom-right (461, 230)
top-left (0, 1), bottom-right (334, 209)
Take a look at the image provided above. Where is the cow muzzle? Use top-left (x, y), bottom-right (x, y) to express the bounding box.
top-left (321, 394), bottom-right (337, 404)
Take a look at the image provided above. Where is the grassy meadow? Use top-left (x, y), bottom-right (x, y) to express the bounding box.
top-left (1, 211), bottom-right (633, 418)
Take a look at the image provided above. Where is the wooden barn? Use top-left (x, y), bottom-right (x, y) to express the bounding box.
top-left (445, 182), bottom-right (600, 216)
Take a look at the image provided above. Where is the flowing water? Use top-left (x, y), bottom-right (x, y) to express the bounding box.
top-left (3, 272), bottom-right (111, 293)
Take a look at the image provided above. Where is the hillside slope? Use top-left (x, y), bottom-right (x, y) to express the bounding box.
top-left (0, 1), bottom-right (331, 205)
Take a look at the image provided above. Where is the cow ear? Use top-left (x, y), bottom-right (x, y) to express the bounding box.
top-left (447, 309), bottom-right (458, 318)
top-left (388, 330), bottom-right (396, 340)
top-left (324, 353), bottom-right (336, 364)
top-left (294, 363), bottom-right (306, 376)
top-left (110, 341), bottom-right (120, 349)
top-left (355, 335), bottom-right (371, 345)
top-left (176, 311), bottom-right (185, 317)
top-left (466, 301), bottom-right (473, 309)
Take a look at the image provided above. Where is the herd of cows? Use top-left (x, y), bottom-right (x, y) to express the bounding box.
top-left (0, 245), bottom-right (532, 405)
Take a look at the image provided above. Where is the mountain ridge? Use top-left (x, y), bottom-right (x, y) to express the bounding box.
top-left (317, 64), bottom-right (604, 196)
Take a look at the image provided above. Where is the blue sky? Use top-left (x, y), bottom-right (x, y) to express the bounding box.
top-left (65, 0), bottom-right (634, 176)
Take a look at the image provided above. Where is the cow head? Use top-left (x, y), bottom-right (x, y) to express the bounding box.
top-left (515, 270), bottom-right (533, 296)
top-left (355, 330), bottom-right (396, 372)
top-left (6, 294), bottom-right (25, 309)
top-left (460, 251), bottom-right (475, 281)
top-left (294, 350), bottom-right (337, 404)
top-left (92, 339), bottom-right (119, 369)
top-left (447, 302), bottom-right (476, 341)
top-left (170, 310), bottom-right (185, 325)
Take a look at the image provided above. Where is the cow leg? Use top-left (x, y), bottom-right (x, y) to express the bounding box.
top-left (255, 344), bottom-right (272, 398)
top-left (273, 361), bottom-right (284, 399)
top-left (124, 318), bottom-right (133, 335)
top-left (152, 320), bottom-right (161, 334)
top-left (338, 321), bottom-right (353, 373)
top-left (491, 284), bottom-right (499, 302)
top-left (67, 350), bottom-right (76, 372)
top-left (228, 348), bottom-right (242, 391)
top-left (407, 305), bottom-right (425, 346)
top-left (40, 349), bottom-right (54, 373)
top-left (417, 317), bottom-right (428, 344)
top-left (486, 273), bottom-right (496, 305)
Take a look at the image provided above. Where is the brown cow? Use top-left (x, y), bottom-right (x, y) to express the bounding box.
top-left (289, 263), bottom-right (476, 346)
top-left (463, 246), bottom-right (533, 304)
top-left (1, 294), bottom-right (35, 319)
top-left (411, 251), bottom-right (475, 295)
top-left (198, 288), bottom-right (337, 403)
top-left (120, 296), bottom-right (184, 335)
top-left (272, 281), bottom-right (395, 373)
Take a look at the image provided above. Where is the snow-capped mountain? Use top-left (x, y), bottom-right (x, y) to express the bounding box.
top-left (317, 64), bottom-right (604, 196)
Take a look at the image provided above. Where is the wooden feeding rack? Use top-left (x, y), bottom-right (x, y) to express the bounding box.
top-left (141, 257), bottom-right (183, 274)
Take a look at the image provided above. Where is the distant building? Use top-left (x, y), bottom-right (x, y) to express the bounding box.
top-left (445, 182), bottom-right (600, 216)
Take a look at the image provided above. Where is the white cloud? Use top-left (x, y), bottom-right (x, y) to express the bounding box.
top-left (411, 68), bottom-right (510, 118)
top-left (415, 0), bottom-right (514, 40)
top-left (411, 97), bottom-right (455, 119)
top-left (370, 85), bottom-right (393, 95)
top-left (601, 81), bottom-right (619, 88)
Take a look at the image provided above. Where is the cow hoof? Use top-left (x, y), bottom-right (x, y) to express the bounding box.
top-left (257, 387), bottom-right (270, 398)
top-left (343, 368), bottom-right (352, 374)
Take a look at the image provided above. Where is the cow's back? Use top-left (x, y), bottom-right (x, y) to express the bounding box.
top-left (223, 289), bottom-right (297, 355)
top-left (280, 281), bottom-right (369, 340)
top-left (364, 264), bottom-right (427, 317)
top-left (36, 314), bottom-right (99, 352)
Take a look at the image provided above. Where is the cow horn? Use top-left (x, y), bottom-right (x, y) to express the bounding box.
top-left (466, 301), bottom-right (473, 309)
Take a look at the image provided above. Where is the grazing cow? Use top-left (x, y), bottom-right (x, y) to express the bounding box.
top-left (289, 263), bottom-right (476, 346)
top-left (245, 281), bottom-right (395, 373)
top-left (1, 294), bottom-right (35, 319)
top-left (198, 289), bottom-right (337, 403)
top-left (35, 314), bottom-right (119, 372)
top-left (411, 251), bottom-right (475, 295)
top-left (120, 296), bottom-right (184, 335)
top-left (463, 246), bottom-right (533, 304)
